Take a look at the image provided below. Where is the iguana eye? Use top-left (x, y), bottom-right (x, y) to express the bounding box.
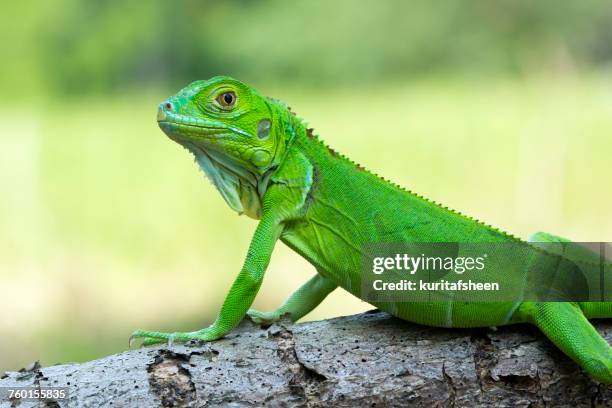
top-left (216, 91), bottom-right (236, 109)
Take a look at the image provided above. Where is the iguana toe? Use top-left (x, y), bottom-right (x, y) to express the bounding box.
top-left (247, 309), bottom-right (280, 325)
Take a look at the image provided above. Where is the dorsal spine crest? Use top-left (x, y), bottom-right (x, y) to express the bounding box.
top-left (286, 111), bottom-right (522, 242)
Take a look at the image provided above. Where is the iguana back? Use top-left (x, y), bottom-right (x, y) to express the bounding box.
top-left (280, 125), bottom-right (523, 328)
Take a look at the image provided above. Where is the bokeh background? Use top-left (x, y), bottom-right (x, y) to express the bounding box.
top-left (2, 0), bottom-right (612, 372)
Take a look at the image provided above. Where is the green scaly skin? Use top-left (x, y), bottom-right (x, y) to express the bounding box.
top-left (130, 76), bottom-right (612, 384)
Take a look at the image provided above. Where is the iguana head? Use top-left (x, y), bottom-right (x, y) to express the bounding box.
top-left (157, 76), bottom-right (290, 218)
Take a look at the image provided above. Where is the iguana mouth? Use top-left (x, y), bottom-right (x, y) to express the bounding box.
top-left (157, 108), bottom-right (250, 138)
top-left (157, 108), bottom-right (260, 188)
top-left (158, 120), bottom-right (231, 142)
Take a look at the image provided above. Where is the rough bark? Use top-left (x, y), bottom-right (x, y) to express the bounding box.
top-left (1, 311), bottom-right (610, 407)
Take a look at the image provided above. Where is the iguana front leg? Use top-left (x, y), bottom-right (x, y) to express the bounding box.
top-left (130, 213), bottom-right (284, 346)
top-left (248, 273), bottom-right (337, 325)
top-left (130, 150), bottom-right (313, 346)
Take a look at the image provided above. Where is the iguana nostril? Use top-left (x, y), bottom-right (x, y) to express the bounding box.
top-left (157, 102), bottom-right (170, 122)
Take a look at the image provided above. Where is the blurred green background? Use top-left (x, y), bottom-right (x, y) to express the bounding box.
top-left (2, 0), bottom-right (612, 372)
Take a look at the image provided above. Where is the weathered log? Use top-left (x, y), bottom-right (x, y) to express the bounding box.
top-left (1, 311), bottom-right (610, 407)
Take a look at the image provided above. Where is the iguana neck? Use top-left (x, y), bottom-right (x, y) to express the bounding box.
top-left (185, 142), bottom-right (260, 218)
top-left (186, 103), bottom-right (300, 219)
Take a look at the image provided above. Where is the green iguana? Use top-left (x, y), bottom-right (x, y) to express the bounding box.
top-left (130, 76), bottom-right (612, 383)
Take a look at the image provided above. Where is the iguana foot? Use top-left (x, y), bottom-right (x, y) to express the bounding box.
top-left (246, 308), bottom-right (282, 325)
top-left (129, 328), bottom-right (219, 347)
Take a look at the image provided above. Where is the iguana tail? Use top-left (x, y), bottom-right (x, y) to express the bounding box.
top-left (516, 301), bottom-right (612, 383)
top-left (518, 232), bottom-right (612, 384)
top-left (581, 302), bottom-right (612, 319)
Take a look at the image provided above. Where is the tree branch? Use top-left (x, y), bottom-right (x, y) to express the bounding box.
top-left (1, 311), bottom-right (610, 407)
